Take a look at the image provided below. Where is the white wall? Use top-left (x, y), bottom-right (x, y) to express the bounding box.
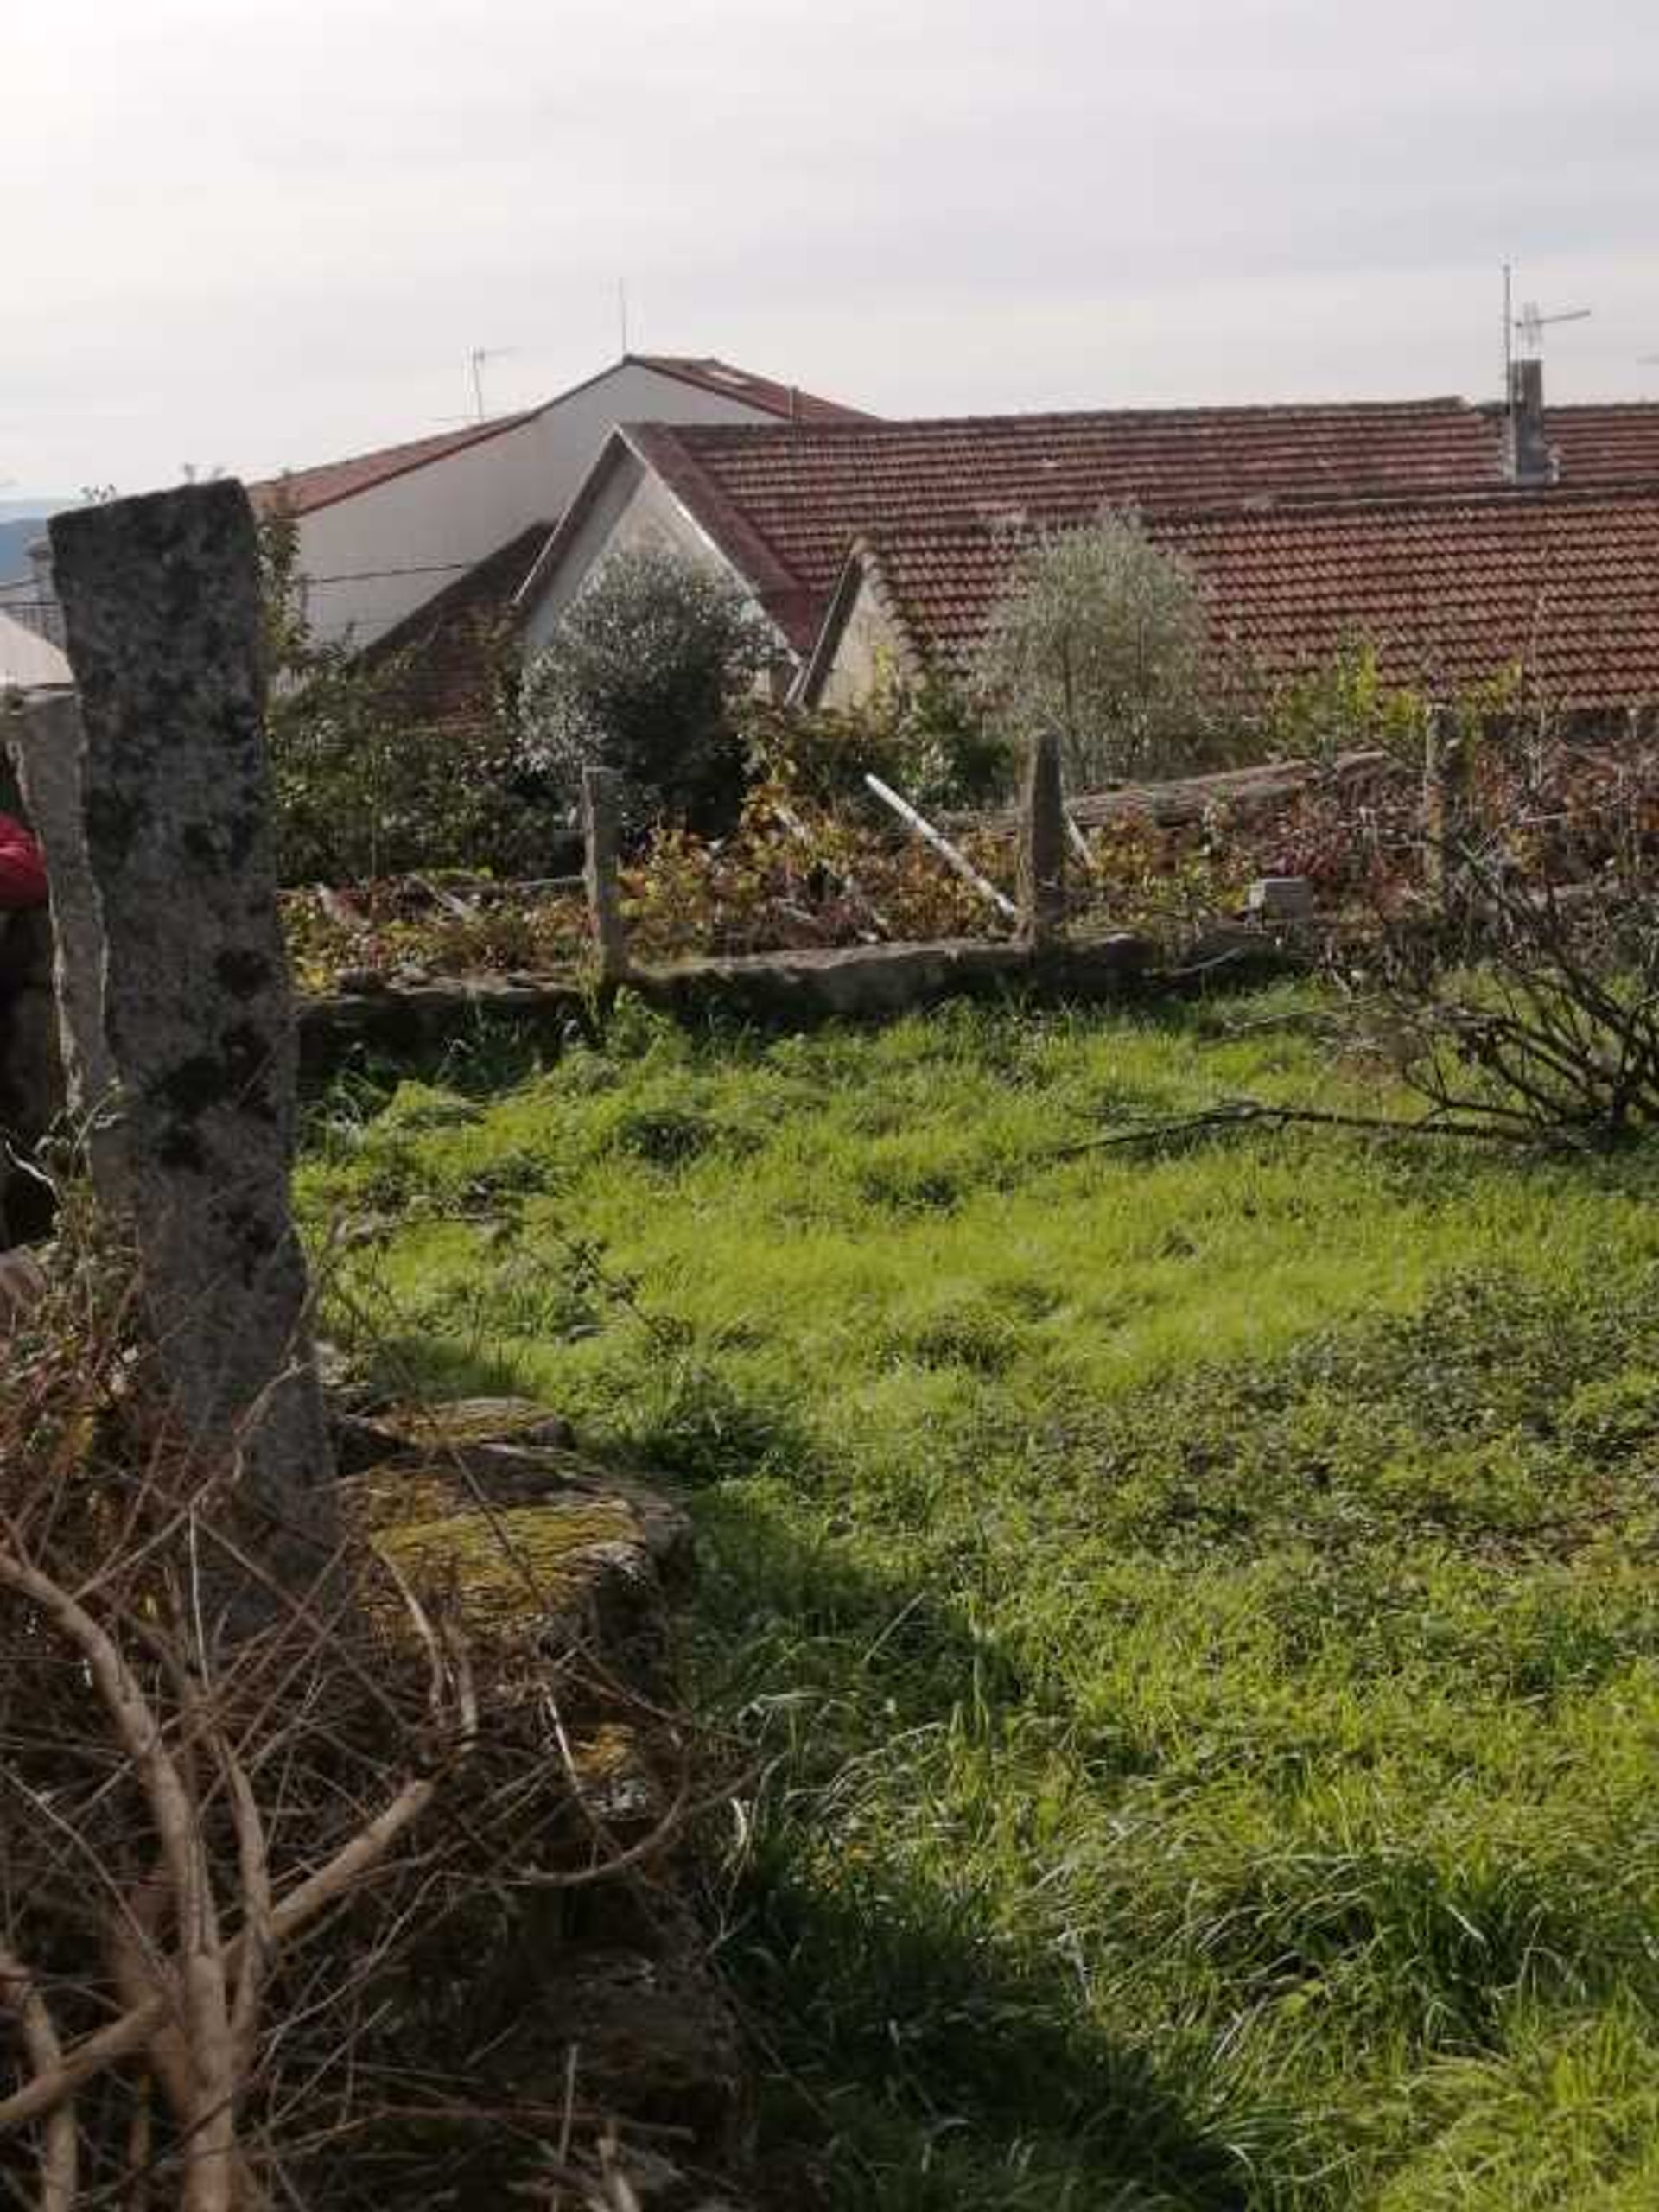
top-left (294, 363), bottom-right (784, 651)
top-left (812, 572), bottom-right (909, 708)
top-left (518, 449), bottom-right (755, 658)
top-left (0, 611), bottom-right (72, 690)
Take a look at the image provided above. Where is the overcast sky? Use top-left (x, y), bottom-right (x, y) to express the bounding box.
top-left (5, 0), bottom-right (1657, 498)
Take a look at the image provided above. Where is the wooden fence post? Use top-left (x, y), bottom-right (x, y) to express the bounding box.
top-left (581, 764), bottom-right (630, 982)
top-left (1422, 708), bottom-right (1465, 917)
top-left (1020, 730), bottom-right (1067, 952)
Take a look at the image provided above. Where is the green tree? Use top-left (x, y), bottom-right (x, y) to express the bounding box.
top-left (976, 515), bottom-right (1216, 787)
top-left (260, 500), bottom-right (560, 883)
top-left (520, 546), bottom-right (776, 830)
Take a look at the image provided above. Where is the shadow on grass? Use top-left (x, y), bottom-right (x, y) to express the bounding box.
top-left (346, 1330), bottom-right (528, 1407)
top-left (734, 1868), bottom-right (1255, 2212)
top-left (692, 1490), bottom-right (1262, 2212)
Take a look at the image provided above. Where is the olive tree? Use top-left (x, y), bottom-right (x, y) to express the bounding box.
top-left (521, 545), bottom-right (777, 830)
top-left (976, 515), bottom-right (1215, 787)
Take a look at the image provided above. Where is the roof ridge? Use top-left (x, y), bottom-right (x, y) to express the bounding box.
top-left (834, 475), bottom-right (1659, 535)
top-left (660, 396), bottom-right (1487, 444)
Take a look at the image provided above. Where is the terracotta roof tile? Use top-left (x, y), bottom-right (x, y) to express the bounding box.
top-left (638, 400), bottom-right (1659, 657)
top-left (842, 486), bottom-right (1659, 712)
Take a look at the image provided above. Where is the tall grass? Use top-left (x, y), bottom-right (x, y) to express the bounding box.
top-left (301, 989), bottom-right (1659, 2208)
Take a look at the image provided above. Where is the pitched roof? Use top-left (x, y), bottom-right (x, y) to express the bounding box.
top-left (368, 522), bottom-right (553, 727)
top-left (248, 354), bottom-right (866, 518)
top-left (623, 354), bottom-right (870, 424)
top-left (810, 485), bottom-right (1659, 712)
top-left (608, 400), bottom-right (1659, 656)
top-left (250, 414), bottom-right (537, 518)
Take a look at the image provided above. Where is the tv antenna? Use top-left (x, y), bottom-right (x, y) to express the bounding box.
top-left (467, 346), bottom-right (518, 422)
top-left (1502, 263), bottom-right (1591, 381)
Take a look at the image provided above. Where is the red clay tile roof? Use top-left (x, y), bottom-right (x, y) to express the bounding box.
top-left (817, 486), bottom-right (1659, 713)
top-left (250, 415), bottom-right (537, 518)
top-left (625, 355), bottom-right (870, 424)
top-left (622, 400), bottom-right (1659, 658)
top-left (369, 522), bottom-right (552, 726)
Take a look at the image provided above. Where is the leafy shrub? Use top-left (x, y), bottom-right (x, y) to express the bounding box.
top-left (520, 545), bottom-right (777, 830)
top-left (261, 502), bottom-right (565, 883)
top-left (741, 687), bottom-right (1014, 814)
top-left (976, 514), bottom-right (1222, 786)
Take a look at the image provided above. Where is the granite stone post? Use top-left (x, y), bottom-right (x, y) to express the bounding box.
top-left (582, 764), bottom-right (630, 983)
top-left (9, 695), bottom-right (120, 1184)
top-left (48, 483), bottom-right (338, 1594)
top-left (1020, 729), bottom-right (1067, 953)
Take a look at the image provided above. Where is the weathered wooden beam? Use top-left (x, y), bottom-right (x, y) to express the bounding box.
top-left (1020, 730), bottom-right (1067, 951)
top-left (864, 772), bottom-right (1019, 923)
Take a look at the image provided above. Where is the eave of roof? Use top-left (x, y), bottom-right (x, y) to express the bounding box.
top-left (250, 353), bottom-right (868, 518)
top-left (804, 479), bottom-right (1659, 713)
top-left (250, 410), bottom-right (537, 519)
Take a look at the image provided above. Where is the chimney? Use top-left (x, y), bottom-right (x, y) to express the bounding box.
top-left (1505, 357), bottom-right (1555, 486)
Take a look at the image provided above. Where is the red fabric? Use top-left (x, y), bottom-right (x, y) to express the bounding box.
top-left (0, 814), bottom-right (47, 911)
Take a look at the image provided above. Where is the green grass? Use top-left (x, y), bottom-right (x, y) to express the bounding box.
top-left (300, 988), bottom-right (1659, 2209)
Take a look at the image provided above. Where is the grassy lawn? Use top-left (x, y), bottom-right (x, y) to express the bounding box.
top-left (299, 988), bottom-right (1659, 2210)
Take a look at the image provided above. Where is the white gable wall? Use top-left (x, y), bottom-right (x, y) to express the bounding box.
top-left (293, 363), bottom-right (784, 650)
top-left (518, 448), bottom-right (766, 660)
top-left (811, 572), bottom-right (911, 709)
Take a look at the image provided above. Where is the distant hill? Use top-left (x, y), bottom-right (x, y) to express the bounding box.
top-left (0, 503), bottom-right (73, 583)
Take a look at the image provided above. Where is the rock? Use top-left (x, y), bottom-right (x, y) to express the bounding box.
top-left (344, 1446), bottom-right (693, 1668)
top-left (1247, 874), bottom-right (1316, 921)
top-left (512, 1943), bottom-right (747, 2146)
top-left (373, 1395), bottom-right (577, 1452)
top-left (48, 484), bottom-right (339, 1593)
top-left (334, 965), bottom-right (391, 996)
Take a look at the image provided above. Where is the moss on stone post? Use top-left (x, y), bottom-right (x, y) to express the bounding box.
top-left (48, 482), bottom-right (339, 1606)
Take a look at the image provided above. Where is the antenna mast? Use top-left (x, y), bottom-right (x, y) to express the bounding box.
top-left (467, 346), bottom-right (517, 422)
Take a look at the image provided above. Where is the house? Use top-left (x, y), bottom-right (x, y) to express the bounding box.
top-left (800, 486), bottom-right (1659, 718)
top-left (513, 368), bottom-right (1659, 721)
top-left (249, 354), bottom-right (868, 653)
top-left (0, 609), bottom-right (72, 693)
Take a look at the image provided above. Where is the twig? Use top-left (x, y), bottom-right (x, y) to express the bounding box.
top-left (0, 1937), bottom-right (79, 2212)
top-left (1057, 1097), bottom-right (1558, 1156)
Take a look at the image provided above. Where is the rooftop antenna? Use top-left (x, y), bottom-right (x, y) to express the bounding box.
top-left (617, 279), bottom-right (631, 359)
top-left (1503, 262), bottom-right (1591, 379)
top-left (467, 346), bottom-right (517, 423)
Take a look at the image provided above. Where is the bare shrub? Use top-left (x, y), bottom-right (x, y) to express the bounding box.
top-left (0, 1206), bottom-right (708, 2209)
top-left (1341, 732), bottom-right (1659, 1145)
